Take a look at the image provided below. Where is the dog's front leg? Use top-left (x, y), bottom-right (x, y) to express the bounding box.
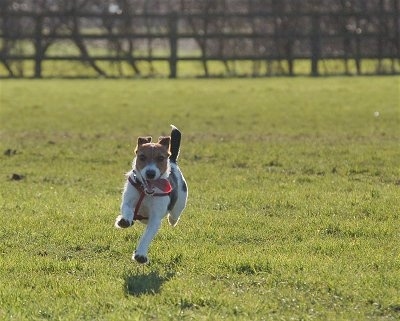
top-left (133, 214), bottom-right (163, 264)
top-left (115, 180), bottom-right (137, 228)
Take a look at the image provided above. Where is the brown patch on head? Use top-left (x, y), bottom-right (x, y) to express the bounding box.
top-left (135, 136), bottom-right (171, 175)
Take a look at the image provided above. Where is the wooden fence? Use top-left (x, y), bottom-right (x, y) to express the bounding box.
top-left (0, 10), bottom-right (399, 78)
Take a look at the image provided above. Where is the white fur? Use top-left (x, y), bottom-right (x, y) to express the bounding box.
top-left (115, 158), bottom-right (188, 263)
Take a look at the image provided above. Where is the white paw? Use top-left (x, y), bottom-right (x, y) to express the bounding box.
top-left (114, 215), bottom-right (132, 228)
top-left (133, 252), bottom-right (148, 264)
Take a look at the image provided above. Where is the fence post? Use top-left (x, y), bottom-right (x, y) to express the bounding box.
top-left (168, 12), bottom-right (178, 79)
top-left (310, 14), bottom-right (320, 76)
top-left (34, 14), bottom-right (43, 78)
top-left (354, 21), bottom-right (362, 75)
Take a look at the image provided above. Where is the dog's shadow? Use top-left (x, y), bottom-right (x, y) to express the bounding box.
top-left (124, 255), bottom-right (182, 296)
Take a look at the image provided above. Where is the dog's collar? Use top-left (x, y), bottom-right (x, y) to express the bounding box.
top-left (128, 172), bottom-right (172, 221)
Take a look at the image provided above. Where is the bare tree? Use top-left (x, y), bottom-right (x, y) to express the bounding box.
top-left (0, 0), bottom-right (399, 77)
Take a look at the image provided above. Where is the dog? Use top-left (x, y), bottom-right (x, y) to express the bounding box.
top-left (115, 125), bottom-right (188, 264)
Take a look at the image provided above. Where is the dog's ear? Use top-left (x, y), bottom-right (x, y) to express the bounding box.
top-left (135, 137), bottom-right (152, 154)
top-left (137, 136), bottom-right (152, 146)
top-left (158, 136), bottom-right (171, 149)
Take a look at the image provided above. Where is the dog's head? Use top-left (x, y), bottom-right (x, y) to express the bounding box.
top-left (134, 136), bottom-right (171, 180)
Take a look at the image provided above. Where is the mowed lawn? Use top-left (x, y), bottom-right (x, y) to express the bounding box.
top-left (0, 77), bottom-right (399, 321)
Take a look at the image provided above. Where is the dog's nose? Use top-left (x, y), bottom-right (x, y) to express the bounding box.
top-left (145, 169), bottom-right (156, 179)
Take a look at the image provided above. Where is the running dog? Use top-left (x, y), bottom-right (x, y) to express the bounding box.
top-left (115, 125), bottom-right (188, 264)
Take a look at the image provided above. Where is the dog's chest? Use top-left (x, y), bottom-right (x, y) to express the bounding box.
top-left (133, 192), bottom-right (170, 220)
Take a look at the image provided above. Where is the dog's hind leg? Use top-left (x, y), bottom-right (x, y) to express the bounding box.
top-left (168, 189), bottom-right (188, 227)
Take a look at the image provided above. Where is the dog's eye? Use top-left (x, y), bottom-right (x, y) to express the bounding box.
top-left (157, 156), bottom-right (165, 162)
top-left (138, 155), bottom-right (146, 162)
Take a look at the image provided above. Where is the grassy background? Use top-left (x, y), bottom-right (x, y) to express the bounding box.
top-left (0, 77), bottom-right (399, 320)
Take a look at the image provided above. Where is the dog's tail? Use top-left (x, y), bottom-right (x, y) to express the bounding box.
top-left (169, 124), bottom-right (181, 164)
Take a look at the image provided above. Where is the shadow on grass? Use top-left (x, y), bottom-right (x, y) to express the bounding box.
top-left (125, 271), bottom-right (174, 296)
top-left (124, 255), bottom-right (182, 296)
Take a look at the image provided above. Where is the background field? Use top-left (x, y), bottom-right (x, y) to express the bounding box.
top-left (0, 77), bottom-right (399, 320)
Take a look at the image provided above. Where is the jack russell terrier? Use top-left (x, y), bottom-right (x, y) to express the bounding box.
top-left (115, 125), bottom-right (188, 264)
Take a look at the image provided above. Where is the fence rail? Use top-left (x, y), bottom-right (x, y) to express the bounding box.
top-left (1, 10), bottom-right (399, 78)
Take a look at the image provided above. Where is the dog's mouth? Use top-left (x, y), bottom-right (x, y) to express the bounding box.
top-left (143, 180), bottom-right (156, 194)
top-left (143, 178), bottom-right (171, 194)
top-left (135, 167), bottom-right (171, 193)
top-left (146, 179), bottom-right (164, 190)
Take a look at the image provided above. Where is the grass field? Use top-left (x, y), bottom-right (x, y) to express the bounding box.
top-left (0, 77), bottom-right (399, 320)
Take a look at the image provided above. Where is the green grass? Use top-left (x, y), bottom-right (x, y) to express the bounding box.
top-left (0, 77), bottom-right (399, 320)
